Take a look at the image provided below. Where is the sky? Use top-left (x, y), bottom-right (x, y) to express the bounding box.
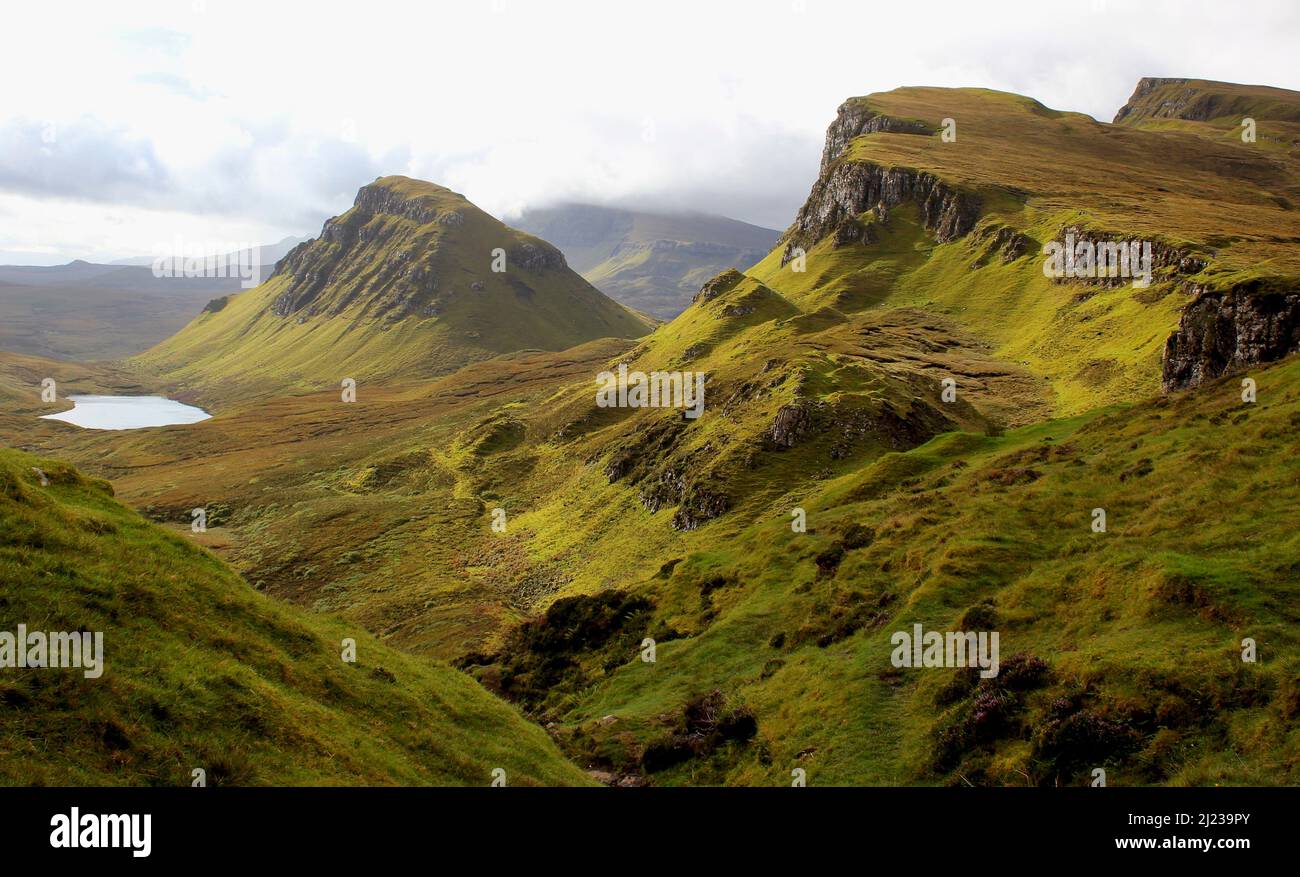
top-left (2, 0), bottom-right (1299, 264)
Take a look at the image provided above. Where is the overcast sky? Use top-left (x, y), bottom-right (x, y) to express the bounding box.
top-left (3, 0), bottom-right (1298, 264)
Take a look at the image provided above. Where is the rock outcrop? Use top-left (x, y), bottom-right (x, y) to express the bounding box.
top-left (780, 161), bottom-right (979, 262)
top-left (775, 97), bottom-right (976, 260)
top-left (1162, 282), bottom-right (1300, 390)
top-left (818, 99), bottom-right (935, 175)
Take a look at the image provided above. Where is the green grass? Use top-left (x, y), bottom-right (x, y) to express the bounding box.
top-left (134, 177), bottom-right (651, 403)
top-left (0, 447), bottom-right (590, 786)
top-left (3, 82), bottom-right (1299, 787)
top-left (525, 356), bottom-right (1300, 785)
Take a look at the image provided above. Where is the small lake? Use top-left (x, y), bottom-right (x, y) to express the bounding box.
top-left (40, 395), bottom-right (212, 430)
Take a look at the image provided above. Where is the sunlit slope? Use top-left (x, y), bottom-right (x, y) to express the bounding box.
top-left (746, 83), bottom-right (1300, 414)
top-left (135, 177), bottom-right (651, 401)
top-left (1113, 76), bottom-right (1300, 155)
top-left (0, 447), bottom-right (589, 786)
top-left (467, 355), bottom-right (1300, 786)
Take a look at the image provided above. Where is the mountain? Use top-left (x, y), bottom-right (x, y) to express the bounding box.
top-left (108, 236), bottom-right (310, 267)
top-left (5, 79), bottom-right (1300, 788)
top-left (743, 82), bottom-right (1300, 414)
top-left (0, 446), bottom-right (589, 785)
top-left (1112, 76), bottom-right (1300, 135)
top-left (135, 177), bottom-right (653, 400)
top-left (513, 204), bottom-right (779, 319)
top-left (0, 260), bottom-right (276, 362)
top-left (0, 239), bottom-right (310, 362)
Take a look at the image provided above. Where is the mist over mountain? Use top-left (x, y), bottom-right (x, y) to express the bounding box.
top-left (513, 204), bottom-right (778, 318)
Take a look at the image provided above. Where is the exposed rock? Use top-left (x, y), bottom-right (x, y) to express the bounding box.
top-left (1162, 282), bottom-right (1300, 391)
top-left (693, 269), bottom-right (745, 304)
top-left (833, 216), bottom-right (878, 249)
top-left (1044, 225), bottom-right (1207, 288)
top-left (509, 241), bottom-right (567, 271)
top-left (767, 397), bottom-right (955, 454)
top-left (818, 99), bottom-right (935, 175)
top-left (671, 487), bottom-right (730, 531)
top-left (970, 223), bottom-right (1034, 266)
top-left (1113, 77), bottom-right (1192, 124)
top-left (780, 161), bottom-right (980, 261)
top-left (768, 402), bottom-right (817, 448)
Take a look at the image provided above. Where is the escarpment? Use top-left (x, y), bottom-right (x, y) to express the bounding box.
top-left (1162, 281), bottom-right (1300, 391)
top-left (270, 180), bottom-right (569, 320)
top-left (776, 96), bottom-right (977, 261)
top-left (818, 99), bottom-right (936, 175)
top-left (780, 162), bottom-right (979, 262)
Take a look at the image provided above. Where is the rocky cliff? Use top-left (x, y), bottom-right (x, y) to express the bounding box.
top-left (778, 98), bottom-right (977, 261)
top-left (136, 176), bottom-right (651, 395)
top-left (1162, 281), bottom-right (1300, 390)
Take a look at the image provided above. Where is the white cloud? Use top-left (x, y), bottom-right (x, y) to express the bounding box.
top-left (2, 0), bottom-right (1298, 262)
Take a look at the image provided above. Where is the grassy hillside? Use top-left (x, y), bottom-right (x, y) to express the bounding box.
top-left (745, 85), bottom-right (1300, 414)
top-left (0, 446), bottom-right (589, 786)
top-left (467, 355), bottom-right (1300, 786)
top-left (1113, 76), bottom-right (1300, 153)
top-left (515, 204), bottom-right (778, 318)
top-left (135, 177), bottom-right (652, 402)
top-left (3, 80), bottom-right (1297, 788)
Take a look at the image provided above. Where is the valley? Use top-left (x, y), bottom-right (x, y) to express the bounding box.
top-left (2, 77), bottom-right (1298, 787)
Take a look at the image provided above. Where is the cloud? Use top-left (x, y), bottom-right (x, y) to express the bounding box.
top-left (2, 0), bottom-right (1299, 261)
top-left (0, 117), bottom-right (171, 205)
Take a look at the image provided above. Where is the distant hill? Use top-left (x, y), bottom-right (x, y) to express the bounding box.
top-left (136, 177), bottom-right (652, 400)
top-left (513, 204), bottom-right (778, 318)
top-left (107, 236), bottom-right (309, 267)
top-left (0, 238), bottom-right (305, 362)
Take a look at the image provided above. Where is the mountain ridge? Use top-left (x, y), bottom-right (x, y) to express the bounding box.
top-left (514, 203), bottom-right (779, 319)
top-left (133, 176), bottom-right (652, 400)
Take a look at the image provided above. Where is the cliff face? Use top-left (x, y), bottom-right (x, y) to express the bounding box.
top-left (270, 179), bottom-right (568, 320)
top-left (817, 99), bottom-right (935, 176)
top-left (136, 176), bottom-right (651, 394)
top-left (781, 161), bottom-right (979, 262)
top-left (1113, 76), bottom-right (1300, 126)
top-left (1162, 283), bottom-right (1300, 390)
top-left (778, 99), bottom-right (977, 261)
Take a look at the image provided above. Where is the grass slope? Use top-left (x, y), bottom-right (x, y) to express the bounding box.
top-left (0, 447), bottom-right (589, 786)
top-left (135, 177), bottom-right (651, 402)
top-left (747, 83), bottom-right (1300, 414)
top-left (485, 356), bottom-right (1300, 786)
